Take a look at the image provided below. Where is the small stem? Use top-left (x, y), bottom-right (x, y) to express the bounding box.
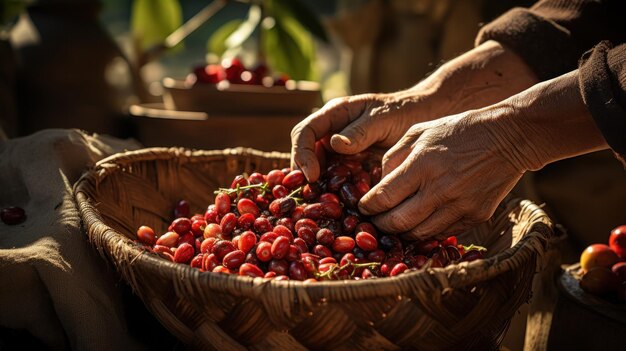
top-left (213, 182), bottom-right (268, 195)
top-left (286, 186), bottom-right (303, 199)
top-left (463, 244), bottom-right (487, 252)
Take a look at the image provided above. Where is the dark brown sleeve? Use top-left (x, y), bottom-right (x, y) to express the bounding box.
top-left (579, 42), bottom-right (626, 164)
top-left (475, 0), bottom-right (626, 80)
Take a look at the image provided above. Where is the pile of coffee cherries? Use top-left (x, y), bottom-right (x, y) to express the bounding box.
top-left (135, 153), bottom-right (485, 281)
top-left (188, 58), bottom-right (290, 87)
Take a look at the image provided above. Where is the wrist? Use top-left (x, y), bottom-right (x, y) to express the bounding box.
top-left (487, 71), bottom-right (609, 172)
top-left (410, 40), bottom-right (539, 117)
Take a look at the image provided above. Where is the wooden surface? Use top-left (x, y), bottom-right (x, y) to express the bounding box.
top-left (162, 78), bottom-right (322, 115)
top-left (129, 103), bottom-right (303, 152)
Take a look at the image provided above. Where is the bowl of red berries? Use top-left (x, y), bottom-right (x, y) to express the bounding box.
top-left (561, 225), bottom-right (626, 303)
top-left (74, 147), bottom-right (554, 350)
top-left (162, 58), bottom-right (322, 115)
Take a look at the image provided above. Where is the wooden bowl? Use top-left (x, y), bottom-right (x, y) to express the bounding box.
top-left (540, 264), bottom-right (626, 349)
top-left (162, 78), bottom-right (322, 115)
top-left (128, 103), bottom-right (303, 152)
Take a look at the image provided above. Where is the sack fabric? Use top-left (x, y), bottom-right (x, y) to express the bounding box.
top-left (0, 129), bottom-right (141, 350)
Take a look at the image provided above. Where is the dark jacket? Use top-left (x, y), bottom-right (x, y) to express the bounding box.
top-left (476, 0), bottom-right (626, 164)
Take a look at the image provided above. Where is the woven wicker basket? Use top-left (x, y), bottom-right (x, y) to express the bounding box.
top-left (74, 147), bottom-right (554, 351)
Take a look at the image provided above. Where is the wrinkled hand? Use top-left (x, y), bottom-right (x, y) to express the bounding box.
top-left (358, 70), bottom-right (609, 240)
top-left (291, 93), bottom-right (428, 182)
top-left (358, 108), bottom-right (524, 240)
top-left (291, 41), bottom-right (539, 182)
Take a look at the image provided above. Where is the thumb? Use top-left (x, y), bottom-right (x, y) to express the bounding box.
top-left (381, 121), bottom-right (433, 176)
top-left (330, 116), bottom-right (395, 154)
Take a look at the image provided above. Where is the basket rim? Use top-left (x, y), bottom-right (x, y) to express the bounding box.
top-left (74, 147), bottom-right (554, 302)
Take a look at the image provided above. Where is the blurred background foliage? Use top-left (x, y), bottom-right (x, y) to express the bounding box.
top-left (118, 0), bottom-right (335, 88)
top-left (131, 0), bottom-right (184, 51)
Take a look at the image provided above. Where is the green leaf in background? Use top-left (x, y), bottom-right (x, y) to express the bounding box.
top-left (224, 5), bottom-right (262, 50)
top-left (207, 19), bottom-right (243, 57)
top-left (131, 0), bottom-right (183, 50)
top-left (261, 15), bottom-right (316, 81)
top-left (269, 0), bottom-right (329, 43)
top-left (0, 0), bottom-right (27, 29)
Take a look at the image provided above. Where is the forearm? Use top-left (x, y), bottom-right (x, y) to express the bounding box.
top-left (488, 70), bottom-right (609, 172)
top-left (394, 40), bottom-right (540, 119)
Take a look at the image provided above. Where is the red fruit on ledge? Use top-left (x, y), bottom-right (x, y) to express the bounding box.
top-left (580, 266), bottom-right (620, 296)
top-left (612, 262), bottom-right (626, 282)
top-left (273, 74), bottom-right (290, 86)
top-left (609, 225), bottom-right (626, 259)
top-left (193, 64), bottom-right (225, 84)
top-left (222, 58), bottom-right (245, 83)
top-left (580, 244), bottom-right (619, 273)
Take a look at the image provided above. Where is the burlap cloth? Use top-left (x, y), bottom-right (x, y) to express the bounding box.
top-left (0, 129), bottom-right (144, 350)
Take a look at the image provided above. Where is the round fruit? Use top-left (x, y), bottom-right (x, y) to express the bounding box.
top-left (136, 226), bottom-right (156, 246)
top-left (195, 64), bottom-right (225, 84)
top-left (1, 206), bottom-right (26, 225)
top-left (223, 250), bottom-right (245, 269)
top-left (172, 218), bottom-right (192, 235)
top-left (612, 262), bottom-right (626, 282)
top-left (174, 200), bottom-right (190, 218)
top-left (332, 237), bottom-right (356, 253)
top-left (240, 263), bottom-right (264, 277)
top-left (609, 225), bottom-right (626, 259)
top-left (355, 232), bottom-right (378, 251)
top-left (580, 244), bottom-right (619, 273)
top-left (580, 266), bottom-right (620, 296)
top-left (174, 243), bottom-right (194, 264)
top-left (222, 58), bottom-right (245, 83)
top-left (156, 232), bottom-right (179, 247)
top-left (390, 263), bottom-right (408, 277)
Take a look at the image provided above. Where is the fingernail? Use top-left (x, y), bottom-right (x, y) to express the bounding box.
top-left (334, 134), bottom-right (352, 145)
top-left (357, 200), bottom-right (372, 216)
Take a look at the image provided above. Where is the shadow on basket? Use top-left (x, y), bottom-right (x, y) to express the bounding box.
top-left (74, 147), bottom-right (554, 351)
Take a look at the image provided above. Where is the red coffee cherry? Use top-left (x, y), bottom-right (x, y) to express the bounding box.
top-left (137, 226), bottom-right (157, 246)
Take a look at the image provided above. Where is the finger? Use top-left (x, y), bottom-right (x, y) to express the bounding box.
top-left (329, 112), bottom-right (394, 154)
top-left (371, 190), bottom-right (436, 234)
top-left (358, 154), bottom-right (421, 216)
top-left (291, 124), bottom-right (320, 181)
top-left (400, 207), bottom-right (463, 240)
top-left (381, 140), bottom-right (412, 178)
top-left (439, 220), bottom-right (474, 236)
top-left (291, 97), bottom-right (369, 181)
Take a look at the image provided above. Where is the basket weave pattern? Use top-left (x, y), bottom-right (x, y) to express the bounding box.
top-left (74, 147), bottom-right (553, 351)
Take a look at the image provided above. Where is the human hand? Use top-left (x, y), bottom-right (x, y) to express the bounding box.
top-left (291, 40), bottom-right (539, 182)
top-left (291, 93), bottom-right (428, 182)
top-left (358, 109), bottom-right (524, 240)
top-left (359, 70), bottom-right (608, 240)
